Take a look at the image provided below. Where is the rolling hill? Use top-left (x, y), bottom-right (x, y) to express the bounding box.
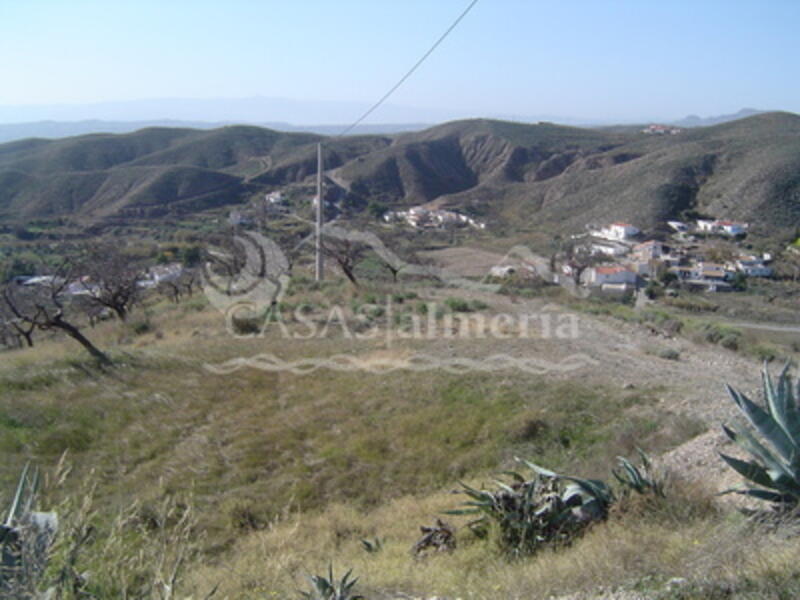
top-left (1, 112), bottom-right (799, 240)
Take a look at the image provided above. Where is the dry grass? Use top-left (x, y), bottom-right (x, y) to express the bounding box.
top-left (182, 476), bottom-right (800, 599)
top-left (0, 284), bottom-right (795, 599)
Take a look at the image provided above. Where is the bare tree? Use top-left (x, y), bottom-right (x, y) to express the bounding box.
top-left (321, 236), bottom-right (367, 287)
top-left (559, 240), bottom-right (611, 286)
top-left (2, 267), bottom-right (110, 365)
top-left (77, 245), bottom-right (146, 321)
top-left (158, 267), bottom-right (201, 303)
top-left (368, 231), bottom-right (424, 284)
top-left (180, 267), bottom-right (200, 298)
top-left (1, 298), bottom-right (36, 347)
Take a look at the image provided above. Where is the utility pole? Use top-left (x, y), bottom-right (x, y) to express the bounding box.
top-left (315, 142), bottom-right (324, 281)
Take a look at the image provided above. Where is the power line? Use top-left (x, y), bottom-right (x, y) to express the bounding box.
top-left (336, 0), bottom-right (479, 137)
top-left (315, 0), bottom-right (478, 280)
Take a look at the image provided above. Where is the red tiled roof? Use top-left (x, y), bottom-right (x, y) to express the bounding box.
top-left (596, 266), bottom-right (628, 275)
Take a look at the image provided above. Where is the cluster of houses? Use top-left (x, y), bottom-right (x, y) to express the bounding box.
top-left (641, 124), bottom-right (683, 135)
top-left (570, 218), bottom-right (770, 292)
top-left (383, 206), bottom-right (486, 230)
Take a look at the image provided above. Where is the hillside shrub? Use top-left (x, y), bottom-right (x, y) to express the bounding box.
top-left (658, 348), bottom-right (681, 361)
top-left (444, 297), bottom-right (490, 312)
top-left (662, 295), bottom-right (719, 313)
top-left (447, 454), bottom-right (662, 558)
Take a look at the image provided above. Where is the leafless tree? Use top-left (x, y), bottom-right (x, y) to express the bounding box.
top-left (1, 297), bottom-right (36, 347)
top-left (77, 245), bottom-right (146, 321)
top-left (560, 240), bottom-right (610, 286)
top-left (774, 250), bottom-right (800, 282)
top-left (2, 266), bottom-right (111, 365)
top-left (321, 236), bottom-right (367, 287)
top-left (158, 267), bottom-right (201, 303)
top-left (180, 267), bottom-right (200, 298)
top-left (368, 231), bottom-right (424, 284)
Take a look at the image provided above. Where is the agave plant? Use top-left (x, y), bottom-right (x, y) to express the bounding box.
top-left (613, 449), bottom-right (666, 498)
top-left (446, 458), bottom-right (613, 557)
top-left (359, 537), bottom-right (383, 554)
top-left (299, 564), bottom-right (364, 600)
top-left (1, 463), bottom-right (58, 595)
top-left (719, 363), bottom-right (800, 507)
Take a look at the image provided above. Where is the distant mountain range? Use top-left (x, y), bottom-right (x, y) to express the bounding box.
top-left (0, 96), bottom-right (771, 144)
top-left (671, 108), bottom-right (765, 128)
top-left (1, 111), bottom-right (798, 241)
top-left (0, 120), bottom-right (430, 145)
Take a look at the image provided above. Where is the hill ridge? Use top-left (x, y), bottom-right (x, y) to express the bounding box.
top-left (0, 112), bottom-right (798, 239)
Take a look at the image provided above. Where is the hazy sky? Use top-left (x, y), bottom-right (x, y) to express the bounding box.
top-left (1, 0), bottom-right (798, 123)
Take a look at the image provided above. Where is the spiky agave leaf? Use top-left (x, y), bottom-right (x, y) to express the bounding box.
top-left (299, 565), bottom-right (363, 600)
top-left (726, 383), bottom-right (797, 464)
top-left (720, 364), bottom-right (800, 506)
top-left (613, 450), bottom-right (665, 497)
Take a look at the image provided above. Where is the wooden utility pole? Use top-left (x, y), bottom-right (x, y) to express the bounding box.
top-left (315, 142), bottom-right (324, 281)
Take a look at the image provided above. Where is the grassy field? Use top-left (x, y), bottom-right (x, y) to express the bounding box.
top-left (2, 276), bottom-right (800, 598)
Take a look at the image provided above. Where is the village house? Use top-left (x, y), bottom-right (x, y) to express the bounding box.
top-left (668, 266), bottom-right (695, 280)
top-left (596, 222), bottom-right (640, 242)
top-left (716, 220), bottom-right (748, 236)
top-left (138, 263), bottom-right (184, 288)
top-left (590, 239), bottom-right (630, 257)
top-left (265, 191), bottom-right (284, 204)
top-left (696, 219), bottom-right (748, 236)
top-left (632, 240), bottom-right (665, 260)
top-left (698, 262), bottom-right (730, 281)
top-left (736, 255), bottom-right (772, 277)
top-left (586, 265), bottom-right (639, 287)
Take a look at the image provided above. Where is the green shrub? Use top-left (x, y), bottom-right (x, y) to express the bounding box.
top-left (130, 318), bottom-right (153, 336)
top-left (662, 296), bottom-right (719, 313)
top-left (658, 348), bottom-right (681, 361)
top-left (719, 334), bottom-right (740, 351)
top-left (749, 344), bottom-right (780, 363)
top-left (444, 297), bottom-right (489, 313)
top-left (230, 312), bottom-right (262, 335)
top-left (444, 297), bottom-right (473, 312)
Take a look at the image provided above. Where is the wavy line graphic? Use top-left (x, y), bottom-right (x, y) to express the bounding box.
top-left (203, 352), bottom-right (599, 376)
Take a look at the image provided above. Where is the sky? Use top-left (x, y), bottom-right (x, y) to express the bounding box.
top-left (0, 0), bottom-right (798, 124)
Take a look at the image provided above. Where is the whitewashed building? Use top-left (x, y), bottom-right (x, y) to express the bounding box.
top-left (597, 222), bottom-right (640, 241)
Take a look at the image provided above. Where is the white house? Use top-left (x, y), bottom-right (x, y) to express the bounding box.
top-left (737, 256), bottom-right (772, 277)
top-left (696, 219), bottom-right (717, 232)
top-left (698, 262), bottom-right (730, 281)
top-left (590, 240), bottom-right (629, 257)
top-left (597, 222), bottom-right (639, 241)
top-left (266, 191), bottom-right (284, 204)
top-left (139, 263), bottom-right (184, 288)
top-left (587, 266), bottom-right (638, 286)
top-left (632, 240), bottom-right (664, 260)
top-left (696, 219), bottom-right (748, 236)
top-left (716, 221), bottom-right (748, 236)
